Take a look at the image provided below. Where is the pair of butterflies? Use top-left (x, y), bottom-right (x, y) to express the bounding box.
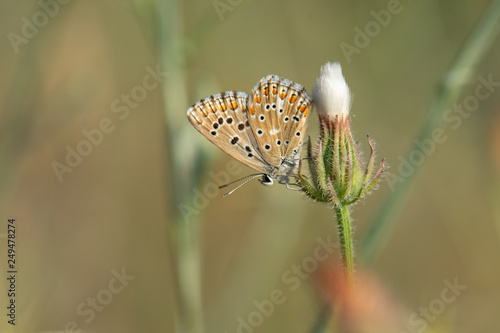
top-left (186, 75), bottom-right (313, 192)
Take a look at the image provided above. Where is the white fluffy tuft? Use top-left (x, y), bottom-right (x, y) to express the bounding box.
top-left (312, 62), bottom-right (351, 118)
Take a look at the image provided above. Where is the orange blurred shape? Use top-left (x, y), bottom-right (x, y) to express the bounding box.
top-left (316, 261), bottom-right (404, 333)
top-left (490, 111), bottom-right (500, 170)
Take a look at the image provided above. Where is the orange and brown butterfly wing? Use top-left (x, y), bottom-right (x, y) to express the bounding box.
top-left (246, 75), bottom-right (312, 166)
top-left (186, 91), bottom-right (270, 174)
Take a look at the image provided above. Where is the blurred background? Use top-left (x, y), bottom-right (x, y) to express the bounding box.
top-left (0, 0), bottom-right (499, 332)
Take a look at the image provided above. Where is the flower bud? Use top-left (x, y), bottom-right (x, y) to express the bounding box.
top-left (312, 62), bottom-right (351, 119)
top-left (298, 62), bottom-right (385, 206)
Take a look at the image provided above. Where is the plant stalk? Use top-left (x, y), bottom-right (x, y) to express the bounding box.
top-left (334, 204), bottom-right (354, 285)
top-left (154, 0), bottom-right (205, 331)
top-left (171, 216), bottom-right (203, 333)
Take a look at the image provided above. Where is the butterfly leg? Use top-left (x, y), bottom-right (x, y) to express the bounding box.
top-left (282, 177), bottom-right (301, 191)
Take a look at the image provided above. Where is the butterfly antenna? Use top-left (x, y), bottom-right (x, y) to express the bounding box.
top-left (219, 173), bottom-right (265, 197)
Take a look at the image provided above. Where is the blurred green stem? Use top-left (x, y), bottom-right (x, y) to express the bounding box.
top-left (154, 0), bottom-right (204, 332)
top-left (310, 303), bottom-right (333, 333)
top-left (171, 216), bottom-right (203, 333)
top-left (335, 204), bottom-right (354, 285)
top-left (360, 0), bottom-right (500, 263)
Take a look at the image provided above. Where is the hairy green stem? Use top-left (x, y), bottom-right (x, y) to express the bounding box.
top-left (335, 204), bottom-right (354, 284)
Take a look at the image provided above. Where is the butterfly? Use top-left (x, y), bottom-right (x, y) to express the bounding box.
top-left (186, 75), bottom-right (313, 192)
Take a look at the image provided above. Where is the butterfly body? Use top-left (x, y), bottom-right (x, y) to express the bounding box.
top-left (187, 75), bottom-right (312, 187)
